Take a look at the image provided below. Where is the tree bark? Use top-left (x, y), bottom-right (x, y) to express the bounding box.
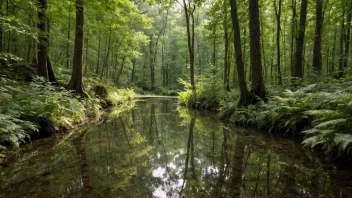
top-left (37, 0), bottom-right (48, 79)
top-left (274, 0), bottom-right (283, 85)
top-left (331, 28), bottom-right (337, 73)
top-left (0, 0), bottom-right (3, 52)
top-left (66, 4), bottom-right (72, 69)
top-left (47, 56), bottom-right (57, 83)
top-left (149, 35), bottom-right (155, 90)
top-left (95, 35), bottom-right (101, 75)
top-left (249, 0), bottom-right (266, 100)
top-left (293, 0), bottom-right (308, 79)
top-left (67, 0), bottom-right (86, 97)
top-left (230, 0), bottom-right (253, 106)
top-left (343, 3), bottom-right (352, 71)
top-left (223, 0), bottom-right (230, 91)
top-left (312, 0), bottom-right (323, 73)
top-left (290, 0), bottom-right (297, 76)
top-left (182, 0), bottom-right (196, 90)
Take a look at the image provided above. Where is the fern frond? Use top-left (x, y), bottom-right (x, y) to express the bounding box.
top-left (334, 133), bottom-right (352, 150)
top-left (302, 136), bottom-right (323, 148)
top-left (315, 119), bottom-right (347, 129)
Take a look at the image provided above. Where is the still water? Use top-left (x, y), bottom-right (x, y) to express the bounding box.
top-left (1, 98), bottom-right (352, 197)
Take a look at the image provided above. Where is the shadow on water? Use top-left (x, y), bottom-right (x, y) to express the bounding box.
top-left (1, 98), bottom-right (352, 197)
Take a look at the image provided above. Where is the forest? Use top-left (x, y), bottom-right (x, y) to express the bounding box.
top-left (0, 0), bottom-right (352, 192)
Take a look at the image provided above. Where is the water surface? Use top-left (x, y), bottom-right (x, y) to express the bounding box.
top-left (1, 98), bottom-right (351, 197)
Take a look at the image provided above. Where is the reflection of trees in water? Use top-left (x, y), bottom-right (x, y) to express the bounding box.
top-left (180, 117), bottom-right (196, 196)
top-left (72, 130), bottom-right (91, 197)
top-left (2, 99), bottom-right (350, 197)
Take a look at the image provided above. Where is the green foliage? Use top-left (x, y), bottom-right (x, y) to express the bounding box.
top-left (220, 81), bottom-right (352, 157)
top-left (178, 76), bottom-right (227, 110)
top-left (108, 88), bottom-right (136, 105)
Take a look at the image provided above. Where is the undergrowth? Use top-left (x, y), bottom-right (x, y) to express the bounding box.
top-left (179, 76), bottom-right (352, 159)
top-left (0, 54), bottom-right (135, 150)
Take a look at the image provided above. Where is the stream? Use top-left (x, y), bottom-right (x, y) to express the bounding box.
top-left (0, 98), bottom-right (351, 197)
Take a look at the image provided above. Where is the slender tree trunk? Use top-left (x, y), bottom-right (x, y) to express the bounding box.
top-left (149, 35), bottom-right (155, 90)
top-left (182, 0), bottom-right (195, 90)
top-left (67, 0), bottom-right (86, 97)
top-left (249, 0), bottom-right (266, 99)
top-left (37, 0), bottom-right (48, 79)
top-left (312, 0), bottom-right (323, 73)
top-left (230, 0), bottom-right (252, 106)
top-left (100, 27), bottom-right (112, 79)
top-left (260, 20), bottom-right (267, 81)
top-left (131, 58), bottom-right (136, 82)
top-left (293, 0), bottom-right (308, 79)
top-left (212, 30), bottom-right (216, 75)
top-left (223, 0), bottom-right (230, 91)
top-left (338, 10), bottom-right (345, 78)
top-left (85, 34), bottom-right (89, 74)
top-left (343, 4), bottom-right (352, 71)
top-left (274, 0), bottom-right (283, 85)
top-left (66, 4), bottom-right (72, 69)
top-left (0, 0), bottom-right (3, 52)
top-left (162, 44), bottom-right (165, 87)
top-left (116, 56), bottom-right (126, 84)
top-left (331, 28), bottom-right (337, 73)
top-left (95, 35), bottom-right (101, 75)
top-left (290, 0), bottom-right (297, 76)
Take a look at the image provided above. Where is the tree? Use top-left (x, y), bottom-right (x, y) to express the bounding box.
top-left (274, 0), bottom-right (283, 84)
top-left (312, 0), bottom-right (323, 73)
top-left (249, 0), bottom-right (266, 100)
top-left (230, 0), bottom-right (252, 106)
top-left (67, 0), bottom-right (87, 96)
top-left (37, 0), bottom-right (56, 82)
top-left (223, 0), bottom-right (230, 91)
top-left (293, 0), bottom-right (308, 79)
top-left (181, 0), bottom-right (197, 90)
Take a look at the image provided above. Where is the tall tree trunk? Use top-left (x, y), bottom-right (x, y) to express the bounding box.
top-left (290, 0), bottom-right (297, 76)
top-left (67, 0), bottom-right (86, 97)
top-left (149, 35), bottom-right (155, 90)
top-left (115, 56), bottom-right (126, 84)
top-left (131, 58), bottom-right (136, 83)
top-left (293, 0), bottom-right (308, 79)
top-left (274, 0), bottom-right (283, 85)
top-left (338, 10), bottom-right (345, 78)
top-left (85, 34), bottom-right (89, 74)
top-left (162, 44), bottom-right (166, 87)
top-left (0, 0), bottom-right (3, 52)
top-left (100, 27), bottom-right (112, 79)
top-left (223, 0), bottom-right (230, 91)
top-left (331, 28), bottom-right (337, 73)
top-left (249, 0), bottom-right (266, 99)
top-left (66, 4), bottom-right (72, 69)
top-left (212, 30), bottom-right (216, 75)
top-left (230, 0), bottom-right (252, 106)
top-left (182, 0), bottom-right (195, 90)
top-left (312, 0), bottom-right (323, 73)
top-left (343, 3), bottom-right (352, 71)
top-left (37, 0), bottom-right (48, 79)
top-left (95, 35), bottom-right (101, 75)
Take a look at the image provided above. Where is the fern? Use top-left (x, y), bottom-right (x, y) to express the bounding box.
top-left (334, 134), bottom-right (352, 151)
top-left (315, 119), bottom-right (347, 129)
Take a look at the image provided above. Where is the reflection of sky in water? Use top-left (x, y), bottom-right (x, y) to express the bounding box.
top-left (1, 99), bottom-right (352, 197)
top-left (152, 163), bottom-right (183, 198)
